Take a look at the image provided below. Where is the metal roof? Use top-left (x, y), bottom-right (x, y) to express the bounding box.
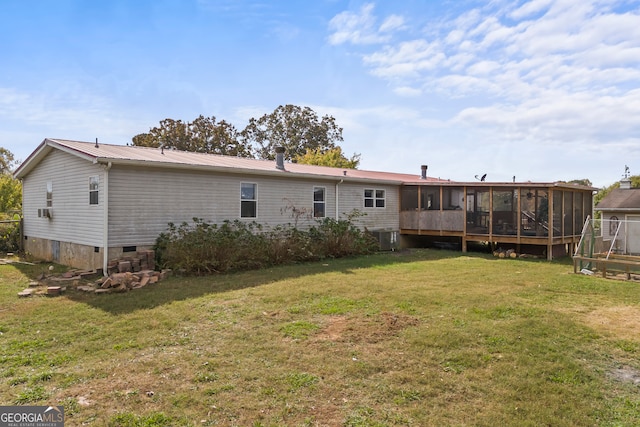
top-left (13, 138), bottom-right (596, 191)
top-left (14, 138), bottom-right (447, 184)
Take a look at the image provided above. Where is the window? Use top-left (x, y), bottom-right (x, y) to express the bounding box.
top-left (609, 216), bottom-right (620, 236)
top-left (241, 182), bottom-right (257, 218)
top-left (313, 187), bottom-right (326, 218)
top-left (401, 186), bottom-right (418, 211)
top-left (422, 187), bottom-right (440, 210)
top-left (364, 189), bottom-right (385, 208)
top-left (89, 176), bottom-right (99, 205)
top-left (46, 181), bottom-right (53, 207)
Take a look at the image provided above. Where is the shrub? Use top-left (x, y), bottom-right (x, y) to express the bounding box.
top-left (154, 215), bottom-right (380, 275)
top-left (0, 219), bottom-right (20, 253)
top-left (308, 217), bottom-right (379, 258)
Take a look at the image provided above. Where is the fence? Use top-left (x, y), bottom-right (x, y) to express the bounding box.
top-left (573, 216), bottom-right (640, 278)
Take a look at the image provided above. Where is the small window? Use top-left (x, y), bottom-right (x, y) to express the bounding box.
top-left (89, 176), bottom-right (99, 205)
top-left (241, 183), bottom-right (257, 218)
top-left (46, 181), bottom-right (53, 207)
top-left (375, 190), bottom-right (386, 208)
top-left (364, 189), bottom-right (385, 208)
top-left (313, 187), bottom-right (326, 218)
top-left (609, 216), bottom-right (620, 236)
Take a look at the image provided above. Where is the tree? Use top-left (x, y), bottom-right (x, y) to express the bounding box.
top-left (0, 174), bottom-right (21, 215)
top-left (0, 147), bottom-right (16, 174)
top-left (241, 105), bottom-right (344, 161)
top-left (0, 148), bottom-right (21, 216)
top-left (132, 115), bottom-right (251, 157)
top-left (294, 147), bottom-right (360, 169)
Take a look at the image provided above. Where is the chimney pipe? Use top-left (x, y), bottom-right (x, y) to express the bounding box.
top-left (275, 146), bottom-right (285, 170)
top-left (95, 138), bottom-right (99, 148)
top-left (620, 177), bottom-right (632, 190)
top-left (420, 165), bottom-right (428, 179)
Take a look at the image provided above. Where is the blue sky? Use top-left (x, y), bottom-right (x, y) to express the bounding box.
top-left (2, 0), bottom-right (639, 187)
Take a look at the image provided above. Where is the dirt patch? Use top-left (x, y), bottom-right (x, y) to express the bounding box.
top-left (577, 306), bottom-right (640, 342)
top-left (315, 316), bottom-right (349, 341)
top-left (314, 312), bottom-right (419, 344)
top-left (609, 366), bottom-right (640, 386)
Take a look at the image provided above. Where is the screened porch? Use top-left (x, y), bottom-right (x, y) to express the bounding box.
top-left (399, 182), bottom-right (594, 259)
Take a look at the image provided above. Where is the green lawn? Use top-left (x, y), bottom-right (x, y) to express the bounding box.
top-left (1, 250), bottom-right (639, 426)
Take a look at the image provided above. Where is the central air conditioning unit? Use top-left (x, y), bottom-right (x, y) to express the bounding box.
top-left (370, 230), bottom-right (399, 251)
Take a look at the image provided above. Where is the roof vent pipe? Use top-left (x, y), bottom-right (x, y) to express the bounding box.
top-left (620, 165), bottom-right (631, 189)
top-left (275, 146), bottom-right (285, 170)
top-left (420, 165), bottom-right (428, 179)
top-left (95, 138), bottom-right (99, 148)
top-left (620, 177), bottom-right (632, 190)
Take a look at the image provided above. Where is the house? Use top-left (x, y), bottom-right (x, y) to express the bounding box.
top-left (594, 176), bottom-right (640, 255)
top-left (14, 139), bottom-right (445, 271)
top-left (14, 138), bottom-right (595, 271)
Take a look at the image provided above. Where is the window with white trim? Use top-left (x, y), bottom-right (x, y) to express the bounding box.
top-left (46, 181), bottom-right (53, 207)
top-left (364, 189), bottom-right (385, 208)
top-left (241, 182), bottom-right (257, 218)
top-left (89, 176), bottom-right (99, 205)
top-left (313, 186), bottom-right (326, 218)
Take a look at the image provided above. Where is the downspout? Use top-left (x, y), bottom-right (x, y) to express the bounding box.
top-left (102, 162), bottom-right (112, 276)
top-left (336, 179), bottom-right (343, 220)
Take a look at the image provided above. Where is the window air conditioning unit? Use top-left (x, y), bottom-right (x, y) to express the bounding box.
top-left (39, 208), bottom-right (52, 219)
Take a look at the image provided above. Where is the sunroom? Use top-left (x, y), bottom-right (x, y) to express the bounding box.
top-left (399, 182), bottom-right (594, 259)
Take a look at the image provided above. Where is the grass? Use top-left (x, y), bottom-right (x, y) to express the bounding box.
top-left (1, 250), bottom-right (640, 426)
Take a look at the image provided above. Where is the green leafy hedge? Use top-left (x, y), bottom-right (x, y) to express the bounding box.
top-left (154, 217), bottom-right (380, 275)
top-left (0, 220), bottom-right (20, 253)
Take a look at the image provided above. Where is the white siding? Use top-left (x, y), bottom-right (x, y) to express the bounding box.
top-left (23, 154), bottom-right (402, 251)
top-left (338, 183), bottom-right (400, 230)
top-left (107, 167), bottom-right (348, 246)
top-left (22, 150), bottom-right (105, 246)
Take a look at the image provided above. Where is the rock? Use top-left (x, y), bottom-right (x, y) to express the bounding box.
top-left (18, 289), bottom-right (35, 297)
top-left (113, 283), bottom-right (128, 293)
top-left (101, 277), bottom-right (113, 289)
top-left (47, 286), bottom-right (62, 296)
top-left (118, 261), bottom-right (132, 273)
top-left (139, 276), bottom-right (150, 288)
top-left (110, 273), bottom-right (126, 286)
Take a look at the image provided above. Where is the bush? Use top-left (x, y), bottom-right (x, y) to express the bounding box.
top-left (0, 220), bottom-right (20, 253)
top-left (154, 216), bottom-right (380, 275)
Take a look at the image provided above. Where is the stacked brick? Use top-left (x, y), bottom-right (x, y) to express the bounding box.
top-left (18, 250), bottom-right (170, 297)
top-left (91, 269), bottom-right (170, 293)
top-left (106, 250), bottom-right (155, 275)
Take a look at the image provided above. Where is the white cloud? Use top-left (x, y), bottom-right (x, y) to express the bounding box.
top-left (327, 0), bottom-right (640, 186)
top-left (379, 14), bottom-right (405, 33)
top-left (327, 3), bottom-right (404, 45)
top-left (394, 86), bottom-right (422, 97)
